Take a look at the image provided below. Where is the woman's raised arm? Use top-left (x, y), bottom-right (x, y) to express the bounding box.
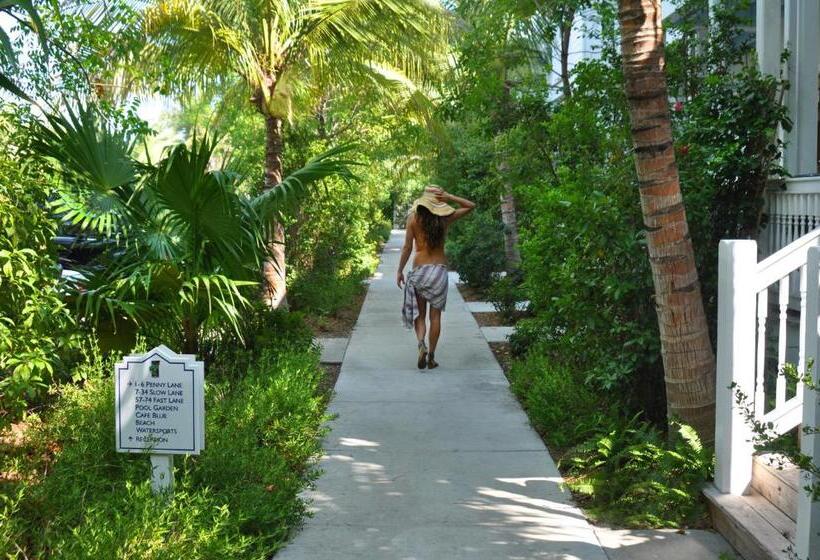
top-left (442, 191), bottom-right (475, 223)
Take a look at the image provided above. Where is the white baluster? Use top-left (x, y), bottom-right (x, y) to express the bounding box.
top-left (814, 192), bottom-right (820, 230)
top-left (776, 276), bottom-right (789, 410)
top-left (797, 192), bottom-right (808, 236)
top-left (798, 264), bottom-right (808, 378)
top-left (784, 195), bottom-right (791, 248)
top-left (815, 191), bottom-right (820, 230)
top-left (755, 288), bottom-right (768, 418)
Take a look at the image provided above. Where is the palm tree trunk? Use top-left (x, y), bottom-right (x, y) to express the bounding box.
top-left (560, 16), bottom-right (573, 99)
top-left (182, 317), bottom-right (198, 355)
top-left (618, 0), bottom-right (716, 442)
top-left (497, 76), bottom-right (522, 272)
top-left (263, 114), bottom-right (288, 308)
top-left (497, 161), bottom-right (522, 271)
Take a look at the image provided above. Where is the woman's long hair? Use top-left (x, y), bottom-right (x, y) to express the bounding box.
top-left (416, 205), bottom-right (446, 250)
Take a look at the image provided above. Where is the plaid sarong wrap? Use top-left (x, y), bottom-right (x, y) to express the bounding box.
top-left (402, 264), bottom-right (449, 329)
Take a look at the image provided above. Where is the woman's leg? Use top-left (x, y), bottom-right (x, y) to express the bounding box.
top-left (414, 295), bottom-right (428, 345)
top-left (429, 307), bottom-right (442, 355)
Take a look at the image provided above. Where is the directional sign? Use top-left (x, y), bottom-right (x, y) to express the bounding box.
top-left (115, 345), bottom-right (204, 455)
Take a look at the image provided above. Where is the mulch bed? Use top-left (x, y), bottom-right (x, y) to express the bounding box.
top-left (456, 283), bottom-right (486, 302)
top-left (473, 311), bottom-right (506, 327)
top-left (304, 288), bottom-right (367, 338)
top-left (488, 342), bottom-right (513, 376)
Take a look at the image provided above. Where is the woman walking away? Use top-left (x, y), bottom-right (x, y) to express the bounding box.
top-left (397, 185), bottom-right (475, 369)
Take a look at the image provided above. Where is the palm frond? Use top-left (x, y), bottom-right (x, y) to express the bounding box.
top-left (50, 188), bottom-right (132, 238)
top-left (32, 102), bottom-right (139, 193)
top-left (1, 0), bottom-right (46, 43)
top-left (0, 72), bottom-right (34, 103)
top-left (301, 0), bottom-right (451, 88)
top-left (251, 143), bottom-right (360, 220)
top-left (179, 273), bottom-right (255, 336)
top-left (73, 259), bottom-right (173, 327)
top-left (142, 0), bottom-right (268, 94)
top-left (150, 135), bottom-right (247, 253)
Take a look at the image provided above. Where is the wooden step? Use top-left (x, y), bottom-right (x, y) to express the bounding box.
top-left (752, 453), bottom-right (800, 521)
top-left (704, 483), bottom-right (796, 560)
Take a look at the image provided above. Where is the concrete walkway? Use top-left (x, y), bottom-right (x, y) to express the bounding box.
top-left (278, 231), bottom-right (608, 559)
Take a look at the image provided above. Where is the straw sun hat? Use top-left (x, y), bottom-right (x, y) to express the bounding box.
top-left (412, 188), bottom-right (455, 217)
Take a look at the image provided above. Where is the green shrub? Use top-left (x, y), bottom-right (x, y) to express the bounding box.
top-left (515, 176), bottom-right (661, 397)
top-left (510, 61), bottom-right (664, 411)
top-left (0, 112), bottom-right (78, 426)
top-left (506, 353), bottom-right (602, 450)
top-left (244, 308), bottom-right (316, 354)
top-left (201, 307), bottom-right (316, 377)
top-left (445, 212), bottom-right (506, 290)
top-left (487, 269), bottom-right (525, 323)
top-left (562, 417), bottom-right (713, 528)
top-left (286, 144), bottom-right (388, 316)
top-left (289, 270), bottom-right (368, 317)
top-left (1, 337), bottom-right (328, 558)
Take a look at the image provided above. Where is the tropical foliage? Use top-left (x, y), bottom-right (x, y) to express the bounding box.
top-left (0, 0), bottom-right (812, 551)
top-left (435, 0), bottom-right (788, 527)
top-left (1, 2), bottom-right (429, 553)
top-left (1, 320), bottom-right (328, 558)
top-left (142, 0), bottom-right (451, 304)
top-left (31, 102), bottom-right (356, 353)
top-left (0, 109), bottom-right (78, 426)
top-left (0, 0), bottom-right (45, 101)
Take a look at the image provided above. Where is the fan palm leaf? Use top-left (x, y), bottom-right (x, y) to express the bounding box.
top-left (31, 102), bottom-right (139, 236)
top-left (32, 101), bottom-right (359, 349)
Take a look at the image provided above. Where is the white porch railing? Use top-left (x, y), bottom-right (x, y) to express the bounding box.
top-left (716, 229), bottom-right (820, 557)
top-left (763, 176), bottom-right (820, 256)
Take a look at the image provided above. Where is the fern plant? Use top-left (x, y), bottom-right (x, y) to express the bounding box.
top-left (31, 102), bottom-right (357, 353)
top-left (561, 415), bottom-right (713, 528)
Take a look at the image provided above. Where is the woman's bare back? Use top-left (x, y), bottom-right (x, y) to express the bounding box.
top-left (409, 212), bottom-right (447, 267)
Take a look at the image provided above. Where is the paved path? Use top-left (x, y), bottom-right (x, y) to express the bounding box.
top-left (278, 231), bottom-right (737, 559)
top-left (278, 231), bottom-right (608, 559)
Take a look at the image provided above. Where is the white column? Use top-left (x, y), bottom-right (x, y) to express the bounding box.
top-left (715, 240), bottom-right (758, 495)
top-left (783, 0), bottom-right (819, 176)
top-left (796, 246), bottom-right (820, 558)
top-left (756, 0), bottom-right (783, 77)
top-left (707, 0), bottom-right (721, 29)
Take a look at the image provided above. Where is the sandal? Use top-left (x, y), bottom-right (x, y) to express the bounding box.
top-left (427, 352), bottom-right (439, 370)
top-left (417, 341), bottom-right (428, 369)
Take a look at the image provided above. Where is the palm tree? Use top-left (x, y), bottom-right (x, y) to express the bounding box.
top-left (143, 0), bottom-right (450, 307)
top-left (617, 0), bottom-right (716, 442)
top-left (32, 102), bottom-right (356, 353)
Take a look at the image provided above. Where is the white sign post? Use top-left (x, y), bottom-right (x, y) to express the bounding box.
top-left (115, 345), bottom-right (205, 494)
